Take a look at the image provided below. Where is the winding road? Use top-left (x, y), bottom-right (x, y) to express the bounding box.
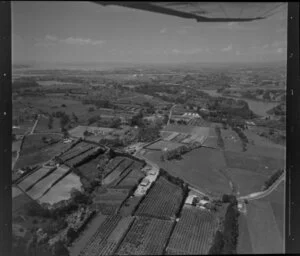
top-left (238, 172), bottom-right (285, 201)
top-left (167, 104), bottom-right (177, 126)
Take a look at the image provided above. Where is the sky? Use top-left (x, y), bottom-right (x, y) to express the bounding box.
top-left (12, 2), bottom-right (287, 65)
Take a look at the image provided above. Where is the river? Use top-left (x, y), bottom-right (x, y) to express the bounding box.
top-left (202, 89), bottom-right (279, 117)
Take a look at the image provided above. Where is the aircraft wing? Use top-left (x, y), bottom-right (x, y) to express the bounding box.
top-left (93, 2), bottom-right (287, 22)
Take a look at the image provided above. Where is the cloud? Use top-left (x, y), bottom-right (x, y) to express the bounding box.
top-left (35, 35), bottom-right (105, 47)
top-left (185, 48), bottom-right (203, 54)
top-left (271, 40), bottom-right (286, 48)
top-left (235, 50), bottom-right (241, 56)
top-left (215, 22), bottom-right (257, 31)
top-left (61, 37), bottom-right (104, 46)
top-left (45, 35), bottom-right (58, 41)
top-left (221, 44), bottom-right (233, 52)
top-left (263, 44), bottom-right (269, 49)
top-left (160, 28), bottom-right (167, 34)
top-left (171, 49), bottom-right (181, 55)
top-left (276, 48), bottom-right (284, 54)
top-left (276, 27), bottom-right (287, 33)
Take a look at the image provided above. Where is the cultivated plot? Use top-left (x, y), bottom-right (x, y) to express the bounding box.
top-left (116, 217), bottom-right (174, 255)
top-left (25, 165), bottom-right (70, 200)
top-left (135, 176), bottom-right (183, 220)
top-left (166, 206), bottom-right (217, 255)
top-left (38, 172), bottom-right (82, 205)
top-left (78, 215), bottom-right (134, 256)
top-left (144, 148), bottom-right (231, 196)
top-left (17, 166), bottom-right (54, 192)
top-left (246, 200), bottom-right (283, 253)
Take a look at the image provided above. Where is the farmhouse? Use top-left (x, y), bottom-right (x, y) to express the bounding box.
top-left (185, 194), bottom-right (198, 205)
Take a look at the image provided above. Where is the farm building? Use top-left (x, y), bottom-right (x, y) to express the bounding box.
top-left (69, 125), bottom-right (115, 138)
top-left (182, 112), bottom-right (200, 118)
top-left (199, 199), bottom-right (209, 206)
top-left (185, 195), bottom-right (199, 205)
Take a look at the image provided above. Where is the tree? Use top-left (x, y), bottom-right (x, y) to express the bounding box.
top-left (48, 116), bottom-right (53, 129)
top-left (110, 117), bottom-right (122, 129)
top-left (130, 111), bottom-right (144, 127)
top-left (60, 113), bottom-right (70, 129)
top-left (72, 112), bottom-right (78, 123)
top-left (66, 227), bottom-right (77, 242)
top-left (88, 107), bottom-right (95, 112)
top-left (52, 241), bottom-right (69, 256)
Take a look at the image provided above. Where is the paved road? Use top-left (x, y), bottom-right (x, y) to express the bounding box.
top-left (238, 172), bottom-right (285, 201)
top-left (167, 104), bottom-right (177, 126)
top-left (30, 115), bottom-right (40, 134)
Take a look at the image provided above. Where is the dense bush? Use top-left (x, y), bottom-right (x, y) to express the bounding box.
top-left (161, 142), bottom-right (201, 161)
top-left (209, 199), bottom-right (239, 254)
top-left (215, 127), bottom-right (225, 150)
top-left (264, 169), bottom-right (284, 190)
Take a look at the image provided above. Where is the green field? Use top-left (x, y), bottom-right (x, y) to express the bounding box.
top-left (220, 128), bottom-right (243, 152)
top-left (34, 116), bottom-right (61, 133)
top-left (146, 140), bottom-right (183, 151)
top-left (14, 140), bottom-right (70, 170)
top-left (144, 147), bottom-right (231, 197)
top-left (224, 151), bottom-right (284, 176)
top-left (238, 181), bottom-right (285, 254)
top-left (69, 213), bottom-right (108, 256)
top-left (225, 168), bottom-right (268, 196)
top-left (246, 200), bottom-right (283, 253)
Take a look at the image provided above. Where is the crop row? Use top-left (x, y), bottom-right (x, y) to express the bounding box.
top-left (166, 206), bottom-right (217, 255)
top-left (59, 144), bottom-right (95, 162)
top-left (171, 133), bottom-right (190, 143)
top-left (79, 215), bottom-right (123, 256)
top-left (116, 164), bottom-right (145, 189)
top-left (66, 147), bottom-right (102, 167)
top-left (103, 158), bottom-right (134, 186)
top-left (135, 176), bottom-right (183, 220)
top-left (113, 161), bottom-right (144, 188)
top-left (116, 217), bottom-right (174, 255)
top-left (60, 141), bottom-right (91, 157)
top-left (103, 157), bottom-right (126, 177)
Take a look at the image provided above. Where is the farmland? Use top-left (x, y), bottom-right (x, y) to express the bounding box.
top-left (118, 196), bottom-right (143, 217)
top-left (76, 153), bottom-right (110, 181)
top-left (116, 166), bottom-right (145, 189)
top-left (220, 128), bottom-right (243, 152)
top-left (20, 133), bottom-right (63, 155)
top-left (116, 217), bottom-right (174, 255)
top-left (237, 181), bottom-right (285, 254)
top-left (102, 157), bottom-right (135, 186)
top-left (224, 151), bottom-right (284, 176)
top-left (135, 176), bottom-right (183, 220)
top-left (38, 172), bottom-right (82, 205)
top-left (225, 168), bottom-right (268, 196)
top-left (12, 62), bottom-right (286, 255)
top-left (145, 140), bottom-right (183, 151)
top-left (14, 139), bottom-right (70, 170)
top-left (143, 148), bottom-right (231, 196)
top-left (17, 166), bottom-right (55, 192)
top-left (93, 188), bottom-right (130, 215)
top-left (69, 213), bottom-right (108, 256)
top-left (58, 141), bottom-right (96, 162)
top-left (34, 116), bottom-right (61, 133)
top-left (22, 165), bottom-right (71, 200)
top-left (77, 215), bottom-right (134, 256)
top-left (245, 200), bottom-right (283, 253)
top-left (166, 206), bottom-right (217, 255)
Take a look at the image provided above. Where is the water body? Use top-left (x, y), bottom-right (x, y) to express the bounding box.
top-left (202, 89), bottom-right (279, 117)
